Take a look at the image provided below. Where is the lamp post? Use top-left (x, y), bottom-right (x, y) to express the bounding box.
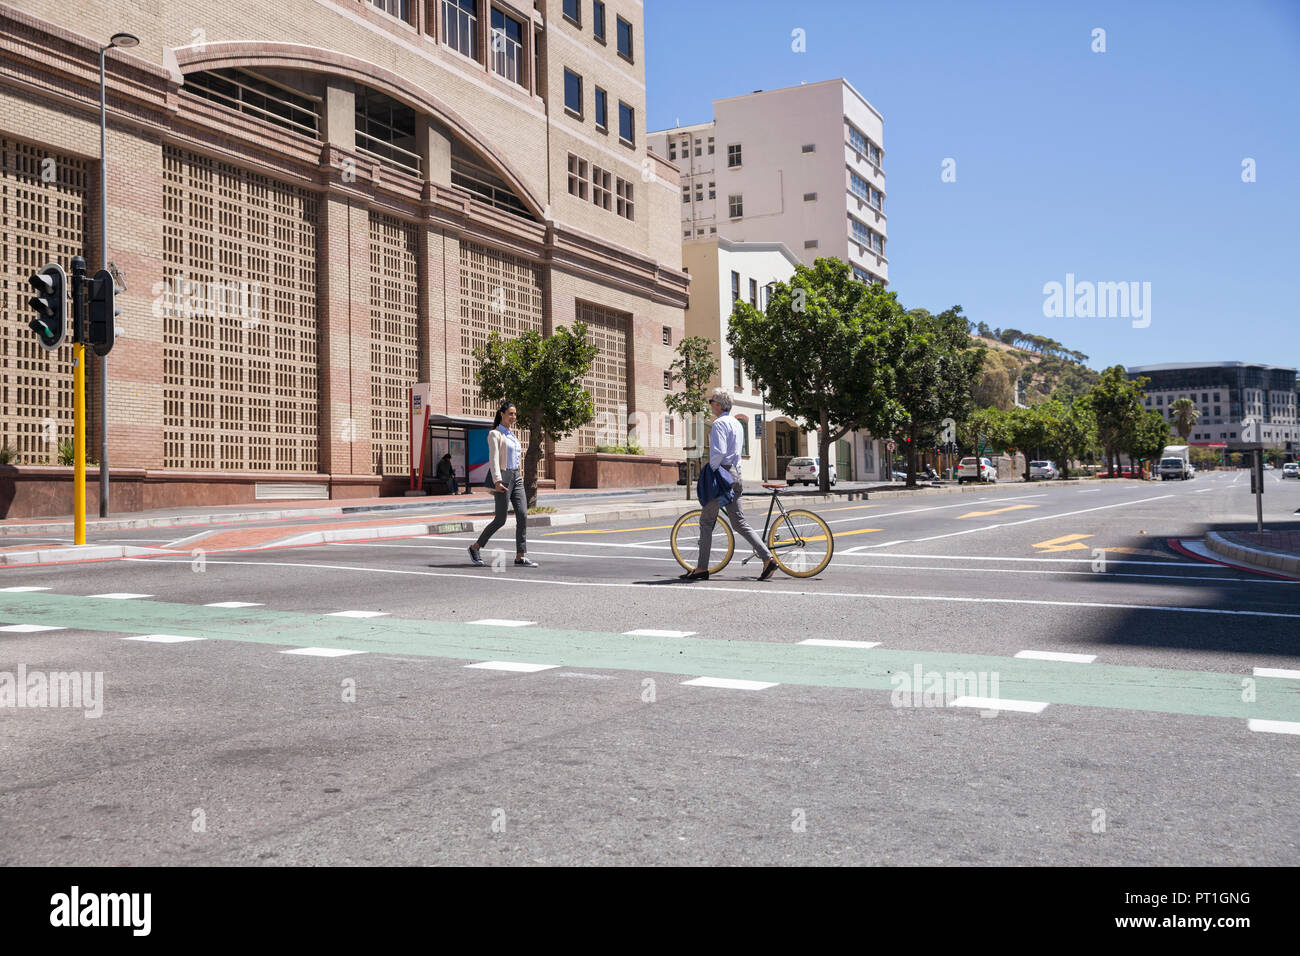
top-left (97, 31), bottom-right (138, 518)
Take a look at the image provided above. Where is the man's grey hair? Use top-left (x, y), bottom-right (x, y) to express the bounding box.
top-left (708, 388), bottom-right (733, 413)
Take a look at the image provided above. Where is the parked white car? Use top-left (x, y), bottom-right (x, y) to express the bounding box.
top-left (1029, 460), bottom-right (1058, 480)
top-left (786, 457), bottom-right (837, 486)
top-left (1283, 463), bottom-right (1299, 479)
top-left (957, 457), bottom-right (997, 483)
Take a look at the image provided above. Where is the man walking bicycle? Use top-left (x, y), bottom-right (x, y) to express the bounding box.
top-left (681, 389), bottom-right (779, 582)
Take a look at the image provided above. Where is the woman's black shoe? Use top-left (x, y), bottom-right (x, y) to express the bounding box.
top-left (679, 569), bottom-right (709, 581)
top-left (758, 559), bottom-right (779, 581)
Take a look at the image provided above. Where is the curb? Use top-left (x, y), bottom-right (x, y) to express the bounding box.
top-left (1205, 532), bottom-right (1300, 576)
top-left (0, 544), bottom-right (175, 567)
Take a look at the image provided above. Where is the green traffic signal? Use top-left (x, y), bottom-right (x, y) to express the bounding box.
top-left (26, 264), bottom-right (68, 351)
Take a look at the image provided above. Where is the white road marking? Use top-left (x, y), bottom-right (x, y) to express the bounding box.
top-left (1247, 719), bottom-right (1300, 736)
top-left (949, 696), bottom-right (1048, 714)
top-left (910, 495), bottom-right (1175, 544)
top-left (0, 586), bottom-right (51, 592)
top-left (470, 619), bottom-right (537, 627)
top-left (0, 624), bottom-right (65, 633)
top-left (844, 540), bottom-right (906, 552)
top-left (1193, 488), bottom-right (1213, 493)
top-left (465, 661), bottom-right (559, 672)
top-left (842, 552), bottom-right (1196, 566)
top-left (1253, 667), bottom-right (1300, 680)
top-left (1015, 650), bottom-right (1096, 663)
top-left (326, 610), bottom-right (390, 618)
top-left (624, 628), bottom-right (696, 637)
top-left (124, 558), bottom-right (1300, 621)
top-left (832, 562), bottom-right (1289, 585)
top-left (88, 593), bottom-right (153, 600)
top-left (205, 602), bottom-right (265, 608)
top-left (681, 676), bottom-right (778, 691)
top-left (281, 647), bottom-right (366, 657)
top-left (122, 634), bottom-right (204, 643)
top-left (799, 638), bottom-right (881, 649)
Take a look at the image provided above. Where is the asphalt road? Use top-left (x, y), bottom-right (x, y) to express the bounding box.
top-left (1, 471), bottom-right (1297, 865)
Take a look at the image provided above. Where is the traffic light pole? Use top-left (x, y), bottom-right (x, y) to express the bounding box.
top-left (70, 257), bottom-right (88, 545)
top-left (99, 42), bottom-right (110, 518)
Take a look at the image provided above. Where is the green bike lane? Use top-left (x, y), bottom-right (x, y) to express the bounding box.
top-left (3, 591), bottom-right (1297, 726)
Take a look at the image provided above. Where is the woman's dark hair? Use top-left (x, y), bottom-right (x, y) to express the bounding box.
top-left (492, 402), bottom-right (516, 429)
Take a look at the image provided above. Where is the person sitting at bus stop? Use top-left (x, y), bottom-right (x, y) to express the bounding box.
top-left (436, 453), bottom-right (459, 495)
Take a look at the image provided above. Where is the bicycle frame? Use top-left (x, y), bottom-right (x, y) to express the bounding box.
top-left (740, 488), bottom-right (794, 566)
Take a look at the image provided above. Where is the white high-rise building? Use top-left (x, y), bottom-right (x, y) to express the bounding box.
top-left (649, 78), bottom-right (888, 285)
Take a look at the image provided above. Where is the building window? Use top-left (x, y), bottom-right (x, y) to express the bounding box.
top-left (708, 182), bottom-right (715, 199)
top-left (371, 0), bottom-right (412, 23)
top-left (663, 370), bottom-right (672, 389)
top-left (709, 226), bottom-right (716, 234)
top-left (618, 101), bottom-right (634, 146)
top-left (564, 69), bottom-right (582, 117)
top-left (593, 0), bottom-right (605, 41)
top-left (443, 0), bottom-right (478, 59)
top-left (355, 86), bottom-right (421, 174)
top-left (592, 165), bottom-right (611, 209)
top-left (563, 0), bottom-right (581, 27)
top-left (696, 229), bottom-right (703, 236)
top-left (683, 230), bottom-right (691, 238)
top-left (668, 141), bottom-right (676, 160)
top-left (749, 278), bottom-right (758, 306)
top-left (695, 185), bottom-right (703, 201)
top-left (868, 144), bottom-right (882, 167)
top-left (738, 418), bottom-right (750, 456)
top-left (849, 124), bottom-right (867, 155)
top-left (616, 16), bottom-right (633, 60)
top-left (681, 186), bottom-right (690, 204)
top-left (662, 326), bottom-right (671, 346)
top-left (850, 170), bottom-right (869, 201)
top-left (490, 9), bottom-right (525, 86)
top-left (801, 143), bottom-right (815, 153)
top-left (728, 194), bottom-right (743, 218)
top-left (616, 177), bottom-right (634, 219)
top-left (731, 271), bottom-right (740, 303)
top-left (805, 240), bottom-right (819, 249)
top-left (850, 216), bottom-right (868, 245)
top-left (803, 192), bottom-right (817, 201)
top-left (594, 87), bottom-right (608, 131)
top-left (567, 154), bottom-right (588, 199)
top-left (728, 143), bottom-right (742, 167)
top-left (734, 355), bottom-right (743, 388)
top-left (707, 137), bottom-right (715, 155)
top-left (665, 416), bottom-right (674, 435)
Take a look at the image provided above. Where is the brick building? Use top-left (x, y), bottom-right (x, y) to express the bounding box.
top-left (0, 0), bottom-right (688, 514)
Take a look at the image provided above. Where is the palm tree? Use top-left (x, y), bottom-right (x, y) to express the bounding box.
top-left (1170, 397), bottom-right (1199, 442)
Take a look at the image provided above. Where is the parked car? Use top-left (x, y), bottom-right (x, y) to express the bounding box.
top-left (786, 456), bottom-right (837, 486)
top-left (1029, 460), bottom-right (1058, 480)
top-left (1283, 463), bottom-right (1299, 479)
top-left (957, 457), bottom-right (997, 483)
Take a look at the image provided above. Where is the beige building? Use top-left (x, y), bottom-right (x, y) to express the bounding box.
top-left (0, 0), bottom-right (687, 514)
top-left (648, 78), bottom-right (888, 285)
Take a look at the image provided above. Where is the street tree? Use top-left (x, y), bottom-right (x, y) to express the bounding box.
top-left (885, 306), bottom-right (985, 486)
top-left (1126, 407), bottom-right (1174, 477)
top-left (728, 257), bottom-right (901, 493)
top-left (1080, 366), bottom-right (1147, 476)
top-left (1044, 400), bottom-right (1098, 479)
top-left (474, 323), bottom-right (598, 507)
top-left (1169, 397), bottom-right (1199, 442)
top-left (663, 335), bottom-right (719, 497)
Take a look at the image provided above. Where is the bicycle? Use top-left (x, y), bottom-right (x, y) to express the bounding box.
top-left (669, 481), bottom-right (834, 578)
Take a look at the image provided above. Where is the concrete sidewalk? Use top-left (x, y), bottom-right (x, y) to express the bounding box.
top-left (1206, 530), bottom-right (1300, 577)
top-left (0, 476), bottom-right (1112, 567)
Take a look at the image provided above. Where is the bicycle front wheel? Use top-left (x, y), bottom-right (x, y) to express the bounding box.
top-left (767, 508), bottom-right (834, 578)
top-left (670, 509), bottom-right (734, 574)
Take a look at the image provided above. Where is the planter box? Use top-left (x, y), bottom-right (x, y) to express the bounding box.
top-left (568, 453), bottom-right (680, 489)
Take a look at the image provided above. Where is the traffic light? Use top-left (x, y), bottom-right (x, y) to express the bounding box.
top-left (86, 269), bottom-right (118, 356)
top-left (27, 262), bottom-right (68, 351)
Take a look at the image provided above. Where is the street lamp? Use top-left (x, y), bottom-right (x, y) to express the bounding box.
top-left (98, 31), bottom-right (138, 518)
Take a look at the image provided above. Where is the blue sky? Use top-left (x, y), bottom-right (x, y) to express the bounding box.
top-left (644, 0), bottom-right (1300, 373)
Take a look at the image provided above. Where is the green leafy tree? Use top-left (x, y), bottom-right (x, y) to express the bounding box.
top-left (1169, 397), bottom-right (1199, 442)
top-left (475, 323), bottom-right (598, 507)
top-left (1044, 400), bottom-right (1098, 479)
top-left (663, 336), bottom-right (719, 497)
top-left (884, 306), bottom-right (985, 486)
top-left (1080, 366), bottom-right (1147, 476)
top-left (1126, 408), bottom-right (1173, 477)
top-left (728, 258), bottom-right (901, 493)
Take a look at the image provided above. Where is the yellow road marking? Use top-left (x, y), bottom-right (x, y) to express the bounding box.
top-left (958, 504), bottom-right (1039, 519)
top-left (1099, 547), bottom-right (1169, 557)
top-left (1033, 533), bottom-right (1093, 552)
top-left (772, 528), bottom-right (881, 545)
top-left (544, 524), bottom-right (676, 536)
top-left (818, 504), bottom-right (879, 513)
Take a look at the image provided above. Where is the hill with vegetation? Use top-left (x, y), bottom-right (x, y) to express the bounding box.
top-left (969, 325), bottom-right (1100, 410)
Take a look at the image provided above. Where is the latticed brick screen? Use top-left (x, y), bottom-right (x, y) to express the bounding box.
top-left (459, 239), bottom-right (543, 467)
top-left (0, 139), bottom-right (88, 464)
top-left (369, 212), bottom-right (419, 475)
top-left (161, 146), bottom-right (318, 471)
top-left (575, 300), bottom-right (629, 451)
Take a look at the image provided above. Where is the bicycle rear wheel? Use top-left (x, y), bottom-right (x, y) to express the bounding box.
top-left (767, 508), bottom-right (833, 577)
top-left (670, 508), bottom-right (734, 574)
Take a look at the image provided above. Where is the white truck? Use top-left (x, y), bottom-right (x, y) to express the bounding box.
top-left (1159, 445), bottom-right (1191, 481)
